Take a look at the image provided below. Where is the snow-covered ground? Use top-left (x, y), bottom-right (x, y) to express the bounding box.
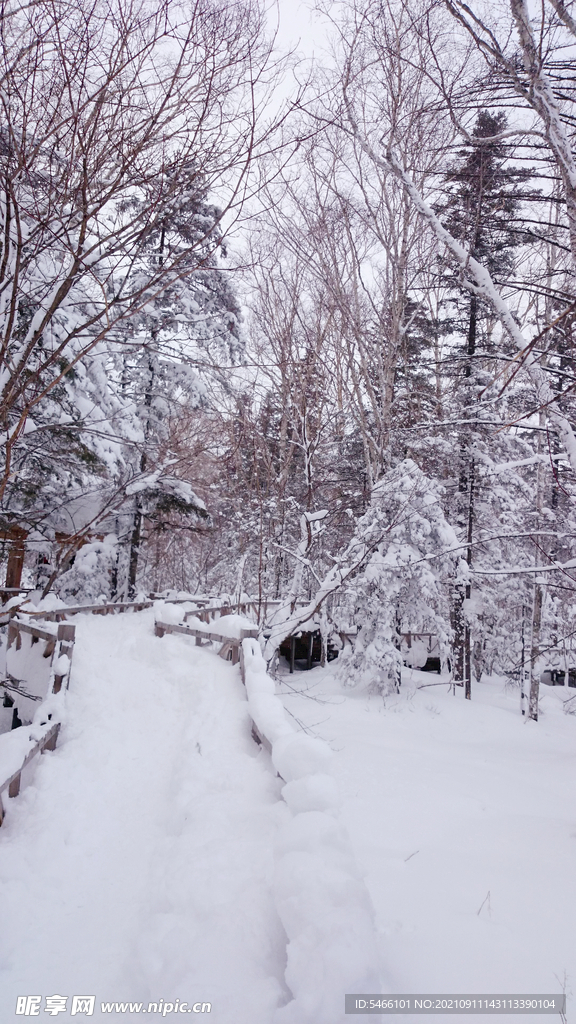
top-left (278, 662), bottom-right (576, 1023)
top-left (1, 612), bottom-right (574, 1023)
top-left (0, 611), bottom-right (289, 1022)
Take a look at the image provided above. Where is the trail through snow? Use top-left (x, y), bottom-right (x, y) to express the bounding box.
top-left (0, 611), bottom-right (289, 1022)
top-left (2, 611), bottom-right (574, 1024)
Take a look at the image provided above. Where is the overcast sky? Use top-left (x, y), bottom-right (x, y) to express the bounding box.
top-left (274, 0), bottom-right (325, 60)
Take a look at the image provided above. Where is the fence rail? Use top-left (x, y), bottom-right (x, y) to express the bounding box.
top-left (0, 721), bottom-right (60, 825)
top-left (3, 619), bottom-right (76, 699)
top-left (154, 619), bottom-right (258, 665)
top-left (26, 600), bottom-right (154, 622)
top-left (181, 597), bottom-right (310, 624)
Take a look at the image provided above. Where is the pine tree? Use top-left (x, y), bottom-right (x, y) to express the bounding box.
top-left (117, 170), bottom-right (242, 596)
top-left (337, 460), bottom-right (458, 695)
top-left (439, 111), bottom-right (529, 695)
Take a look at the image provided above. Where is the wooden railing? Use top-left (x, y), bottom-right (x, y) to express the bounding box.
top-left (1, 593), bottom-right (311, 629)
top-left (0, 720), bottom-right (60, 825)
top-left (182, 602), bottom-right (260, 623)
top-left (154, 618), bottom-right (258, 664)
top-left (183, 597), bottom-right (310, 624)
top-left (2, 618), bottom-right (75, 711)
top-left (26, 599), bottom-right (154, 622)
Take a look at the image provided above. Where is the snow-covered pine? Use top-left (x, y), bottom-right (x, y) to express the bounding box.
top-left (337, 460), bottom-right (458, 694)
top-left (115, 175), bottom-right (243, 596)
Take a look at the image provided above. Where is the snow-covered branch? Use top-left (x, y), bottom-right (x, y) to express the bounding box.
top-left (342, 87), bottom-right (576, 473)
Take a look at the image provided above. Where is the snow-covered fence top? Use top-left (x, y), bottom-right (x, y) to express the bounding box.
top-left (178, 596), bottom-right (309, 625)
top-left (154, 603), bottom-right (258, 666)
top-left (22, 599), bottom-right (154, 623)
top-left (0, 715), bottom-right (60, 825)
top-left (1, 617), bottom-right (75, 726)
top-left (239, 637), bottom-right (383, 1024)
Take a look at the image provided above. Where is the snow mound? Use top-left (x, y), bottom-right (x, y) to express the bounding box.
top-left (241, 637), bottom-right (384, 1022)
top-left (281, 773), bottom-right (341, 815)
top-left (184, 612), bottom-right (257, 639)
top-left (272, 732), bottom-right (333, 782)
top-left (153, 600), bottom-right (186, 625)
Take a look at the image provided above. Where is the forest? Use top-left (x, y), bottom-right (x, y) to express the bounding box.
top-left (2, 0), bottom-right (576, 715)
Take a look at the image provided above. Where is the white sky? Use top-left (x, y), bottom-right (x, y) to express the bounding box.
top-left (273, 0), bottom-right (323, 60)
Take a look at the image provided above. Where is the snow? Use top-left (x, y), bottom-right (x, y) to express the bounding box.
top-left (2, 593), bottom-right (29, 612)
top-left (1, 611), bottom-right (574, 1023)
top-left (0, 718), bottom-right (57, 787)
top-left (154, 601), bottom-right (257, 638)
top-left (242, 637), bottom-right (383, 1023)
top-left (276, 661), bottom-right (576, 1023)
top-left (0, 611), bottom-right (288, 1022)
top-left (272, 731), bottom-right (333, 781)
top-left (281, 773), bottom-right (341, 815)
top-left (53, 653), bottom-right (71, 675)
top-left (24, 593), bottom-right (69, 612)
top-left (184, 612), bottom-right (257, 638)
top-left (3, 624), bottom-right (56, 707)
top-left (153, 598), bottom-right (186, 625)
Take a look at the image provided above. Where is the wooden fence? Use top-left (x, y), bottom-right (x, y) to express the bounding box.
top-left (0, 721), bottom-right (60, 825)
top-left (24, 599), bottom-right (154, 623)
top-left (0, 600), bottom-right (158, 826)
top-left (155, 619), bottom-right (258, 664)
top-left (2, 618), bottom-right (76, 715)
top-left (180, 597), bottom-right (309, 624)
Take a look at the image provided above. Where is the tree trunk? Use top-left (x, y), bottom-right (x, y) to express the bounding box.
top-left (520, 604), bottom-right (529, 716)
top-left (464, 457), bottom-right (475, 699)
top-left (126, 352), bottom-right (154, 597)
top-left (127, 508), bottom-right (143, 599)
top-left (528, 582), bottom-right (543, 721)
top-left (451, 584), bottom-right (465, 685)
top-left (4, 527), bottom-right (27, 593)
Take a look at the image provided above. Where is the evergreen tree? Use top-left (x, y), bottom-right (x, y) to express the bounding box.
top-left (337, 460), bottom-right (458, 695)
top-left (439, 111), bottom-right (530, 694)
top-left (117, 170), bottom-right (242, 596)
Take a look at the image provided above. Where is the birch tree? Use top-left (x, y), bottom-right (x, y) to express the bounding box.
top-left (333, 0), bottom-right (576, 469)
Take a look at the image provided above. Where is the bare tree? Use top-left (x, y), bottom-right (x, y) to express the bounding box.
top-left (333, 0), bottom-right (576, 467)
top-left (289, 0), bottom-right (576, 696)
top-left (0, 0), bottom-right (285, 541)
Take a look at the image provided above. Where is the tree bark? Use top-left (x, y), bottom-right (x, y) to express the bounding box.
top-left (529, 582), bottom-right (543, 721)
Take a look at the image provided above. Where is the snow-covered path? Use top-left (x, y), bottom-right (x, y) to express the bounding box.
top-left (4, 611), bottom-right (574, 1024)
top-left (0, 611), bottom-right (289, 1022)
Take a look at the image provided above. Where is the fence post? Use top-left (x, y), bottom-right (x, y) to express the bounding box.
top-left (239, 642), bottom-right (246, 687)
top-left (42, 724), bottom-right (60, 752)
top-left (52, 623), bottom-right (76, 694)
top-left (8, 773), bottom-right (20, 798)
top-left (7, 619), bottom-right (20, 652)
top-left (238, 629), bottom-right (258, 686)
